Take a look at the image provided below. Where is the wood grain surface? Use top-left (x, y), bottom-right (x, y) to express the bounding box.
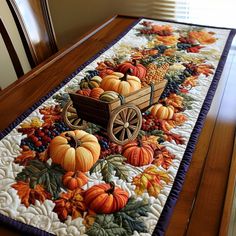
top-left (0, 15), bottom-right (235, 236)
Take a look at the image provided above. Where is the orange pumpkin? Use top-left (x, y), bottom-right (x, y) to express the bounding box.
top-left (117, 60), bottom-right (147, 79)
top-left (151, 104), bottom-right (174, 120)
top-left (89, 87), bottom-right (104, 99)
top-left (99, 68), bottom-right (114, 78)
top-left (122, 139), bottom-right (154, 166)
top-left (84, 182), bottom-right (129, 214)
top-left (62, 171), bottom-right (88, 190)
top-left (100, 72), bottom-right (141, 95)
top-left (49, 130), bottom-right (100, 172)
top-left (76, 89), bottom-right (91, 96)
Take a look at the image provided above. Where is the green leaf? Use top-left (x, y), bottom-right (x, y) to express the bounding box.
top-left (84, 122), bottom-right (101, 134)
top-left (90, 155), bottom-right (131, 183)
top-left (106, 155), bottom-right (130, 182)
top-left (114, 198), bottom-right (150, 234)
top-left (16, 160), bottom-right (66, 199)
top-left (86, 214), bottom-right (127, 236)
top-left (101, 161), bottom-right (114, 183)
top-left (52, 93), bottom-right (70, 108)
top-left (89, 159), bottom-right (105, 174)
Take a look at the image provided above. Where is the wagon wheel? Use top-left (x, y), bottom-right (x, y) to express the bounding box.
top-left (62, 101), bottom-right (86, 130)
top-left (108, 104), bottom-right (142, 145)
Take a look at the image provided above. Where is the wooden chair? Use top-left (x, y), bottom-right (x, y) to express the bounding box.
top-left (0, 18), bottom-right (24, 78)
top-left (6, 0), bottom-right (58, 68)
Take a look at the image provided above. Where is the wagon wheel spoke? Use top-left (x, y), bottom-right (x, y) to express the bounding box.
top-left (68, 106), bottom-right (76, 113)
top-left (114, 118), bottom-right (124, 125)
top-left (129, 125), bottom-right (137, 131)
top-left (120, 110), bottom-right (127, 123)
top-left (113, 126), bottom-right (124, 134)
top-left (67, 114), bottom-right (78, 120)
top-left (129, 117), bottom-right (138, 125)
top-left (62, 101), bottom-right (86, 130)
top-left (126, 109), bottom-right (134, 122)
top-left (129, 110), bottom-right (137, 121)
top-left (74, 119), bottom-right (83, 126)
top-left (119, 128), bottom-right (126, 141)
top-left (126, 127), bottom-right (132, 138)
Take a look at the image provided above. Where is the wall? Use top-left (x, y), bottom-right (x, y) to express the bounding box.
top-left (48, 0), bottom-right (173, 49)
top-left (0, 0), bottom-right (31, 89)
top-left (48, 0), bottom-right (117, 48)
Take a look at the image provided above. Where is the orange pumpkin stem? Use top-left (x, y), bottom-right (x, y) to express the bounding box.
top-left (131, 59), bottom-right (138, 66)
top-left (137, 137), bottom-right (143, 147)
top-left (105, 182), bottom-right (115, 195)
top-left (65, 133), bottom-right (82, 148)
top-left (73, 171), bottom-right (80, 178)
top-left (120, 70), bottom-right (132, 81)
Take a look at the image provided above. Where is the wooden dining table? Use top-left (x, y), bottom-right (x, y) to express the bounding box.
top-left (0, 15), bottom-right (236, 236)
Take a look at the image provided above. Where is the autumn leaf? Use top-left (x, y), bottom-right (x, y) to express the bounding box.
top-left (197, 64), bottom-right (214, 76)
top-left (20, 117), bottom-right (43, 128)
top-left (187, 45), bottom-right (204, 53)
top-left (11, 181), bottom-right (51, 207)
top-left (152, 146), bottom-right (175, 169)
top-left (53, 188), bottom-right (86, 222)
top-left (182, 76), bottom-right (198, 88)
top-left (39, 105), bottom-right (62, 126)
top-left (156, 35), bottom-right (178, 46)
top-left (14, 147), bottom-right (36, 166)
top-left (83, 210), bottom-right (96, 229)
top-left (141, 135), bottom-right (161, 150)
top-left (164, 131), bottom-right (185, 145)
top-left (86, 214), bottom-right (127, 236)
top-left (90, 155), bottom-right (131, 183)
top-left (114, 197), bottom-right (150, 234)
top-left (164, 93), bottom-right (184, 111)
top-left (37, 149), bottom-right (50, 162)
top-left (132, 166), bottom-right (171, 197)
top-left (16, 160), bottom-right (65, 199)
top-left (172, 113), bottom-right (188, 126)
top-left (180, 92), bottom-right (195, 110)
top-left (189, 31), bottom-right (217, 44)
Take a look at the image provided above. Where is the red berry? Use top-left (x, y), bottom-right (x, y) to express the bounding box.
top-left (35, 141), bottom-right (42, 147)
top-left (38, 131), bottom-right (45, 137)
top-left (31, 136), bottom-right (39, 142)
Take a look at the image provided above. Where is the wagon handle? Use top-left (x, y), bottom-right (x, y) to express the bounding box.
top-left (149, 82), bottom-right (155, 106)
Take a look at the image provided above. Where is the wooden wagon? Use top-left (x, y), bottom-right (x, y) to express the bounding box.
top-left (63, 80), bottom-right (167, 145)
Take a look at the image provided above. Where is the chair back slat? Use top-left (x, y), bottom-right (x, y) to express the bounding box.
top-left (6, 0), bottom-right (58, 67)
top-left (0, 18), bottom-right (24, 78)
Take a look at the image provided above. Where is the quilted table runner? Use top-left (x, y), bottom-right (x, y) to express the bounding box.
top-left (0, 18), bottom-right (235, 236)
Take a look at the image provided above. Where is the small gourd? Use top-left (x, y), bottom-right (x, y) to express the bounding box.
top-left (79, 76), bottom-right (102, 89)
top-left (150, 104), bottom-right (174, 120)
top-left (90, 87), bottom-right (104, 99)
top-left (62, 171), bottom-right (88, 190)
top-left (99, 91), bottom-right (119, 102)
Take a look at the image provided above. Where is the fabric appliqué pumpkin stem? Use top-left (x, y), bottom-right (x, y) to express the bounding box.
top-left (65, 133), bottom-right (82, 148)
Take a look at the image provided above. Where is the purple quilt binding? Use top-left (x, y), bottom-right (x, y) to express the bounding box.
top-left (0, 17), bottom-right (235, 236)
